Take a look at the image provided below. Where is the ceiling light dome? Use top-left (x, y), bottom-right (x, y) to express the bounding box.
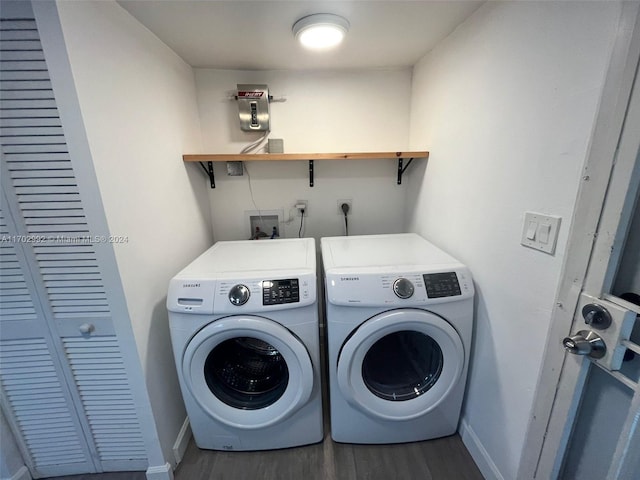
top-left (293, 14), bottom-right (350, 50)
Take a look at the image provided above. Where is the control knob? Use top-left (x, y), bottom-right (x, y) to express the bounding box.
top-left (393, 278), bottom-right (414, 299)
top-left (229, 284), bottom-right (250, 306)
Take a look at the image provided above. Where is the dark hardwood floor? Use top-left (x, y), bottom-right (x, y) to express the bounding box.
top-left (43, 433), bottom-right (482, 480)
top-left (174, 433), bottom-right (483, 480)
top-left (43, 474), bottom-right (145, 480)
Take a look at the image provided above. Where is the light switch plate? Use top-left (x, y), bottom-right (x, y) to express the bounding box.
top-left (521, 212), bottom-right (561, 254)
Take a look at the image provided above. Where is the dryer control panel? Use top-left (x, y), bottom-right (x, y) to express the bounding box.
top-left (423, 272), bottom-right (462, 298)
top-left (325, 267), bottom-right (473, 307)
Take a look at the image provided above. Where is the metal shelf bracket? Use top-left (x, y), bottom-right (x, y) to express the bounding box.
top-left (397, 157), bottom-right (415, 185)
top-left (190, 153), bottom-right (426, 188)
top-left (199, 162), bottom-right (215, 188)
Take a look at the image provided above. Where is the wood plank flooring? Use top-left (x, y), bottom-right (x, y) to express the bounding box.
top-left (43, 474), bottom-right (145, 480)
top-left (43, 433), bottom-right (482, 480)
top-left (174, 433), bottom-right (483, 480)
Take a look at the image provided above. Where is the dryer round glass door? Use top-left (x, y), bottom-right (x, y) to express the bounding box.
top-left (337, 309), bottom-right (465, 421)
top-left (182, 315), bottom-right (314, 429)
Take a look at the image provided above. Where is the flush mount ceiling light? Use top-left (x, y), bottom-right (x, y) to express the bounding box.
top-left (292, 13), bottom-right (350, 50)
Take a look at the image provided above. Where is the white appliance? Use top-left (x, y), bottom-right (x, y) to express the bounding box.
top-left (167, 238), bottom-right (323, 451)
top-left (321, 233), bottom-right (474, 444)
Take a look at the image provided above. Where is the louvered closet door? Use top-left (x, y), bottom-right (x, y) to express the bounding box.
top-left (1, 201), bottom-right (97, 477)
top-left (1, 13), bottom-right (147, 477)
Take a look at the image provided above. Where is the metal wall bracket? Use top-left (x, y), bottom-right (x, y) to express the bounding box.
top-left (397, 157), bottom-right (414, 185)
top-left (195, 154), bottom-right (421, 188)
top-left (199, 162), bottom-right (215, 188)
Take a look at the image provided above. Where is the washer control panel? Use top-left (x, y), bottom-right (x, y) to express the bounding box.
top-left (262, 278), bottom-right (300, 305)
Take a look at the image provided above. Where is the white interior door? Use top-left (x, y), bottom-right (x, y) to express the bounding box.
top-left (519, 5), bottom-right (640, 478)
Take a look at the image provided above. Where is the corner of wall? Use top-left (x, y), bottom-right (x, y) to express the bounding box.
top-left (51, 0), bottom-right (212, 472)
top-left (172, 417), bottom-right (192, 465)
top-left (459, 419), bottom-right (504, 480)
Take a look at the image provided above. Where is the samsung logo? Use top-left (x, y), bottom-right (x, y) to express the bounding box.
top-left (182, 283), bottom-right (200, 288)
top-left (340, 277), bottom-right (360, 281)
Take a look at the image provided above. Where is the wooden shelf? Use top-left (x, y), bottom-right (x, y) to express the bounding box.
top-left (183, 151), bottom-right (429, 188)
top-left (183, 151), bottom-right (428, 162)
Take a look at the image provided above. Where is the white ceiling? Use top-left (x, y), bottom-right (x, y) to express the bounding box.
top-left (117, 1), bottom-right (484, 70)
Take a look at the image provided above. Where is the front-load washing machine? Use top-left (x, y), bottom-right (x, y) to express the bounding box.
top-left (167, 238), bottom-right (323, 451)
top-left (321, 233), bottom-right (474, 444)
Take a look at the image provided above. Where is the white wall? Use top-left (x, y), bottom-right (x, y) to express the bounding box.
top-left (194, 69), bottom-right (412, 241)
top-left (56, 1), bottom-right (213, 465)
top-left (406, 2), bottom-right (623, 479)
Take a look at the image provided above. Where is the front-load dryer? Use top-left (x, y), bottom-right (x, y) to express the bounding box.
top-left (167, 238), bottom-right (323, 451)
top-left (321, 233), bottom-right (474, 444)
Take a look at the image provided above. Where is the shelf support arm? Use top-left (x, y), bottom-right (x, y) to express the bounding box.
top-left (397, 157), bottom-right (414, 185)
top-left (199, 161), bottom-right (215, 188)
top-left (309, 160), bottom-right (314, 187)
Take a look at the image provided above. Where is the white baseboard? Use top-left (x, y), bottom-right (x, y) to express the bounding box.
top-left (146, 462), bottom-right (173, 480)
top-left (172, 417), bottom-right (192, 465)
top-left (459, 418), bottom-right (504, 480)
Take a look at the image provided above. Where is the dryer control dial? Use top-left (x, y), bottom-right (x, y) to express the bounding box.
top-left (393, 278), bottom-right (414, 299)
top-left (229, 284), bottom-right (250, 306)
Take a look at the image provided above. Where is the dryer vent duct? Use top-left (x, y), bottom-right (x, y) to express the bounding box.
top-left (237, 84), bottom-right (270, 131)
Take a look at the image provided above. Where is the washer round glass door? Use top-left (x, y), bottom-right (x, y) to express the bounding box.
top-left (337, 309), bottom-right (464, 421)
top-left (183, 315), bottom-right (314, 429)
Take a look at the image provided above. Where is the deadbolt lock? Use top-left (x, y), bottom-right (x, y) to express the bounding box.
top-left (581, 303), bottom-right (612, 330)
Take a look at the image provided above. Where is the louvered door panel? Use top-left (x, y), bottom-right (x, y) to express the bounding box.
top-left (1, 13), bottom-right (148, 476)
top-left (0, 210), bottom-right (37, 324)
top-left (0, 18), bottom-right (110, 320)
top-left (1, 201), bottom-right (96, 477)
top-left (64, 338), bottom-right (147, 470)
top-left (0, 338), bottom-right (93, 474)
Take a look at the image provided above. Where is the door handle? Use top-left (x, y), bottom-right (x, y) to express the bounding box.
top-left (562, 330), bottom-right (606, 359)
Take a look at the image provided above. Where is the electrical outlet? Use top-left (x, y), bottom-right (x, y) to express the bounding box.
top-left (337, 199), bottom-right (352, 215)
top-left (295, 200), bottom-right (308, 217)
